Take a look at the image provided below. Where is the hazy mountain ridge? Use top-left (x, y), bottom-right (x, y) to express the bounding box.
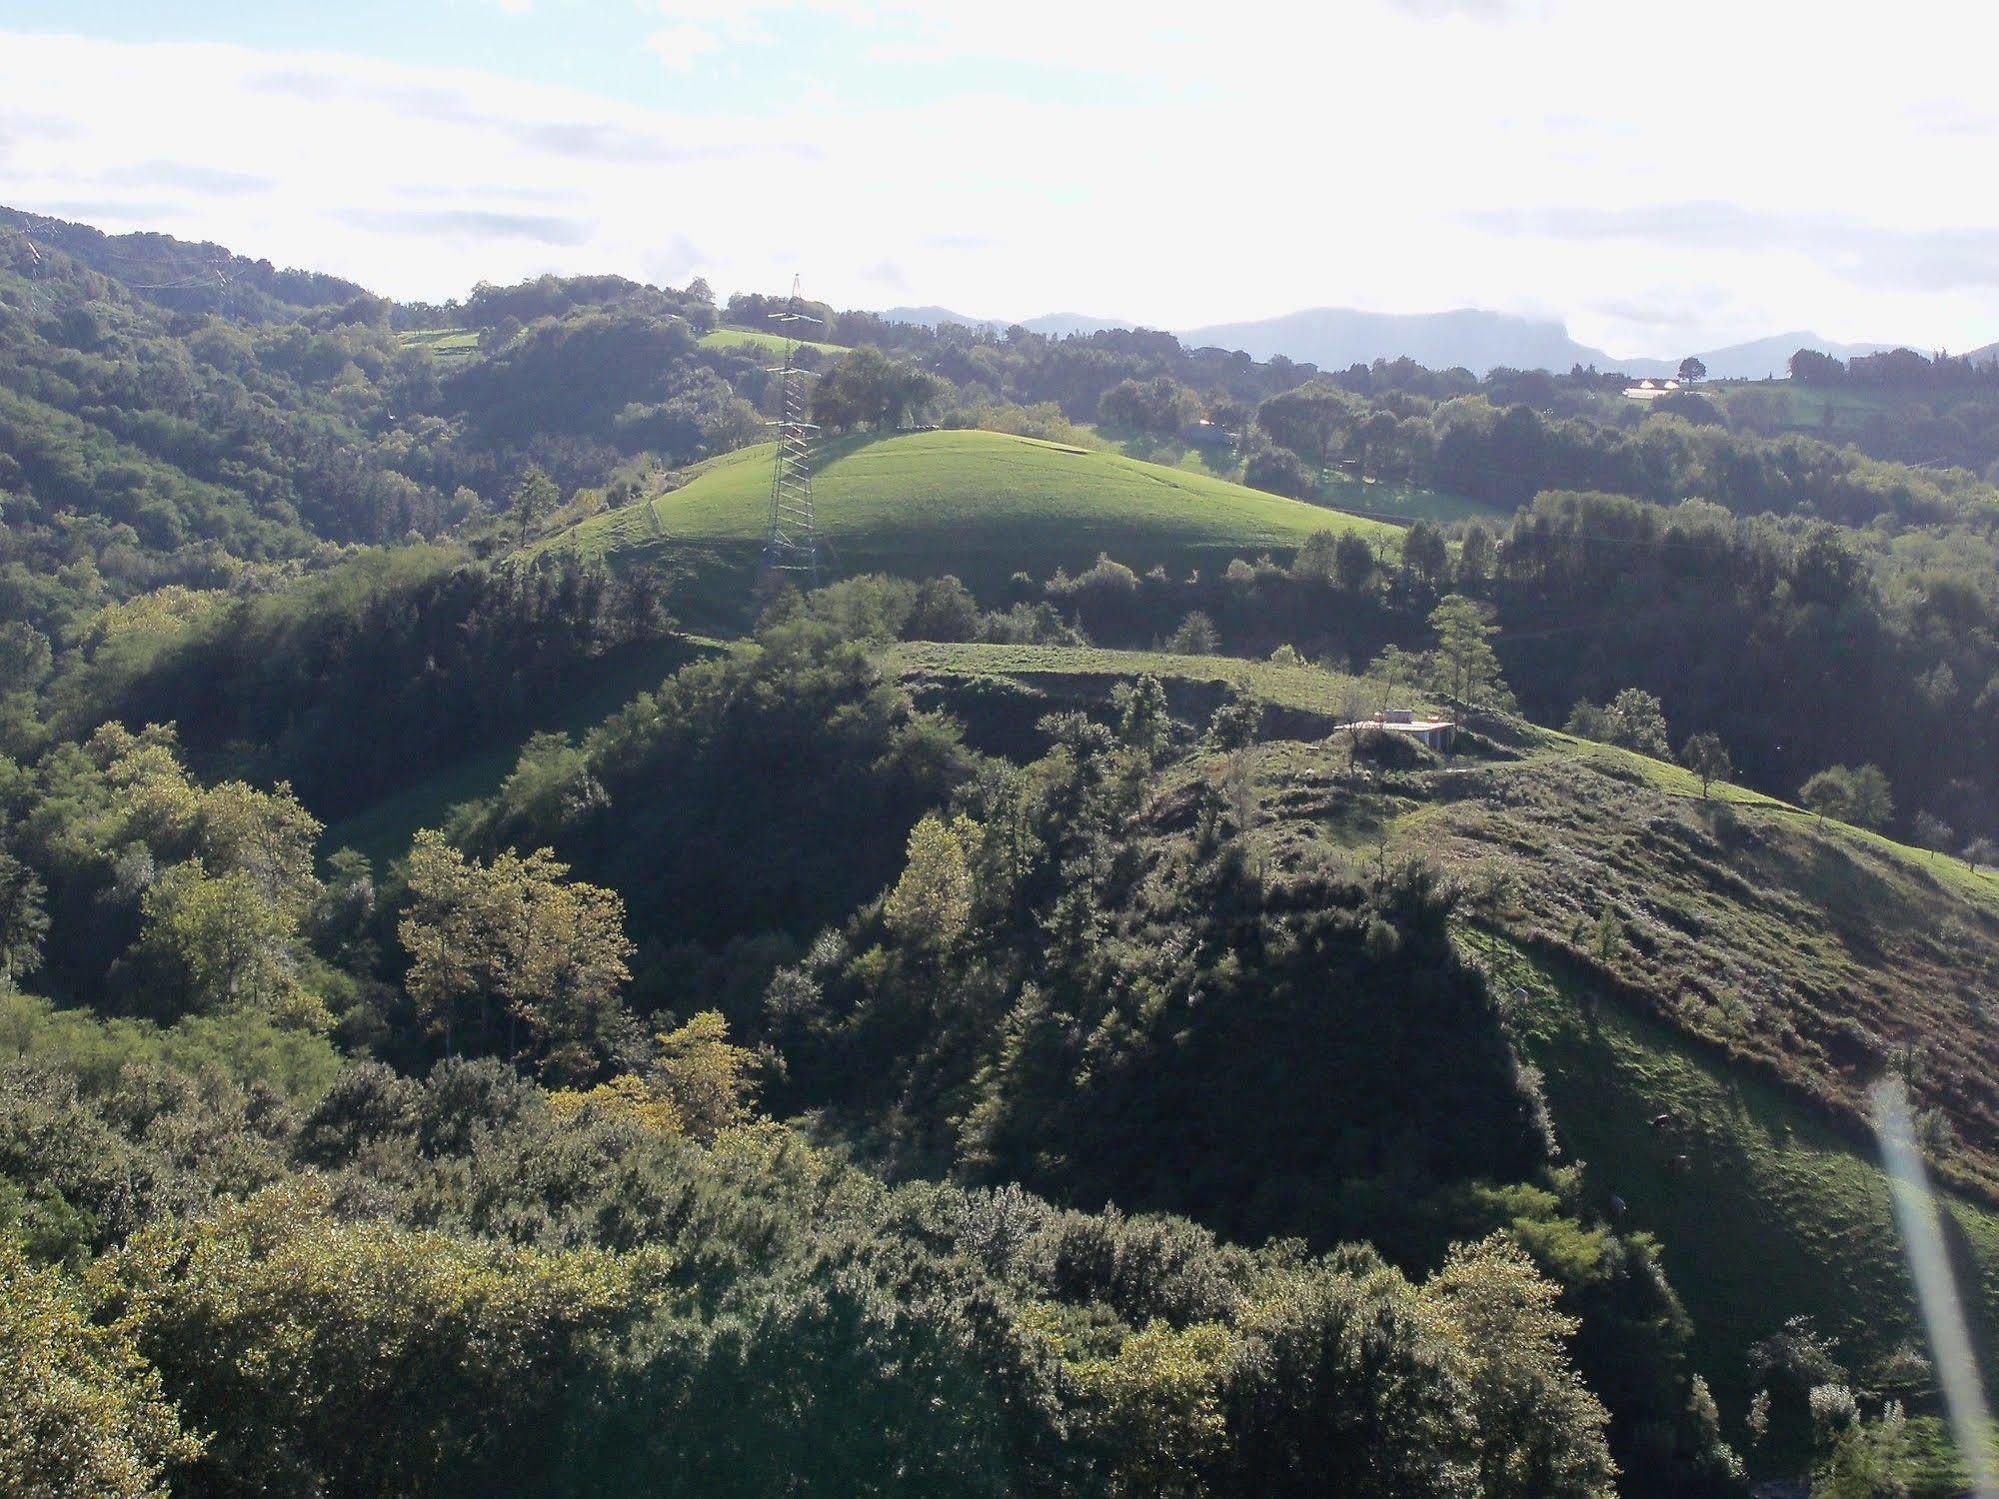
top-left (881, 299), bottom-right (1903, 378)
top-left (878, 305), bottom-right (1130, 338)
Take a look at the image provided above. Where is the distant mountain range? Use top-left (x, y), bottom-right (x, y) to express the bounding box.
top-left (878, 307), bottom-right (1131, 339)
top-left (876, 302), bottom-right (1901, 379)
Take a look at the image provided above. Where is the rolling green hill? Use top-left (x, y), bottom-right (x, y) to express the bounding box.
top-left (309, 622), bottom-right (1999, 1483)
top-left (546, 428), bottom-right (1395, 607)
top-left (870, 647), bottom-right (1999, 1462)
top-left (820, 639), bottom-right (1999, 1483)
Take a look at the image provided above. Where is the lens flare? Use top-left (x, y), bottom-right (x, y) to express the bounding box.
top-left (1872, 1078), bottom-right (1998, 1497)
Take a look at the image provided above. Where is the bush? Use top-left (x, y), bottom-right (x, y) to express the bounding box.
top-left (1168, 612), bottom-right (1220, 655)
top-left (1244, 447), bottom-right (1312, 499)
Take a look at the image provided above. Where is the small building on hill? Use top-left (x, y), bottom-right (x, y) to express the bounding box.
top-left (1351, 708), bottom-right (1456, 750)
top-left (1622, 377), bottom-right (1682, 401)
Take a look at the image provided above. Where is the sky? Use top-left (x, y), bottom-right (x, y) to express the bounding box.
top-left (2, 0), bottom-right (1998, 357)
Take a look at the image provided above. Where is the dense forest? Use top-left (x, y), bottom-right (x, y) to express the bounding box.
top-left (8, 207), bottom-right (1999, 1495)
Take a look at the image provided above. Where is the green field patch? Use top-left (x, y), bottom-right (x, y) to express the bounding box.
top-left (396, 327), bottom-right (481, 361)
top-left (547, 429), bottom-right (1394, 614)
top-left (698, 325), bottom-right (847, 357)
top-left (884, 640), bottom-right (1377, 719)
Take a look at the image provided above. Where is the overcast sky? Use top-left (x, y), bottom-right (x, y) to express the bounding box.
top-left (3, 0), bottom-right (1997, 356)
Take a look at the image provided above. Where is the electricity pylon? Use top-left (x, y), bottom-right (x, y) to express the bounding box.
top-left (762, 276), bottom-right (825, 585)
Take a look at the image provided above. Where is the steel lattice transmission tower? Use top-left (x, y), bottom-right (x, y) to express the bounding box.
top-left (761, 277), bottom-right (828, 585)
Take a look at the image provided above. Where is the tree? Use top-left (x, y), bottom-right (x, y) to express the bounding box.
top-left (1207, 394), bottom-right (1253, 439)
top-left (1566, 688), bottom-right (1670, 756)
top-left (508, 464), bottom-right (561, 548)
top-left (1429, 1235), bottom-right (1619, 1498)
top-left (1788, 348), bottom-right (1846, 385)
top-left (1098, 377), bottom-right (1201, 437)
top-left (1206, 691), bottom-right (1264, 751)
top-left (398, 830), bottom-right (635, 1080)
top-left (1850, 766), bottom-right (1894, 829)
top-left (1401, 521), bottom-right (1448, 589)
top-left (1427, 595), bottom-right (1514, 722)
top-left (812, 346), bottom-right (944, 432)
top-left (0, 852), bottom-right (48, 983)
top-left (1812, 1397), bottom-right (1914, 1499)
top-left (909, 576), bottom-right (981, 642)
top-left (1963, 836), bottom-right (1999, 873)
top-left (1114, 673), bottom-right (1174, 757)
top-left (1220, 1254), bottom-right (1480, 1496)
top-left (1333, 533), bottom-right (1377, 592)
top-left (1680, 732), bottom-right (1732, 800)
top-left (1244, 447), bottom-right (1312, 499)
top-left (1798, 769), bottom-right (1845, 826)
top-left (195, 779), bottom-right (323, 916)
top-left (1367, 644), bottom-right (1424, 714)
top-left (1168, 611), bottom-right (1220, 655)
top-left (883, 814), bottom-right (975, 952)
top-left (0, 621), bottom-right (52, 697)
top-left (1457, 524), bottom-right (1494, 589)
top-left (1676, 357), bottom-right (1706, 384)
top-left (1787, 524), bottom-right (1862, 608)
top-left (1913, 811), bottom-right (1955, 863)
top-left (1, 1241), bottom-right (200, 1498)
top-left (1798, 764), bottom-right (1892, 830)
top-left (138, 862), bottom-right (314, 1023)
top-left (92, 1181), bottom-right (651, 1498)
top-left (1256, 383), bottom-right (1361, 476)
top-left (1070, 1320), bottom-right (1232, 1497)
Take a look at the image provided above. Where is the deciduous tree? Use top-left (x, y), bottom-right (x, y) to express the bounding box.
top-left (398, 830), bottom-right (635, 1080)
top-left (1426, 594), bottom-right (1514, 722)
top-left (883, 814), bottom-right (975, 952)
top-left (1680, 732), bottom-right (1732, 800)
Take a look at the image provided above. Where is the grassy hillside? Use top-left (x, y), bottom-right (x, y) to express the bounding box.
top-left (904, 646), bottom-right (1999, 1475)
top-left (396, 327), bottom-right (481, 364)
top-left (889, 641), bottom-right (1999, 1204)
top-left (875, 645), bottom-right (1999, 1483)
top-left (548, 428), bottom-right (1394, 609)
top-left (1468, 928), bottom-right (1999, 1477)
top-left (884, 640), bottom-right (1383, 718)
top-left (1221, 724), bottom-right (1999, 1200)
top-left (314, 622), bottom-right (1999, 1481)
top-left (698, 325), bottom-right (847, 357)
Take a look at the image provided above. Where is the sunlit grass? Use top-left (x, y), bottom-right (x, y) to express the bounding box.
top-left (544, 429), bottom-right (1394, 612)
top-left (698, 325), bottom-right (847, 357)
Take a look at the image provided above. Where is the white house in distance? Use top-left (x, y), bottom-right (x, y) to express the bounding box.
top-left (1622, 377), bottom-right (1682, 401)
top-left (1351, 708), bottom-right (1456, 750)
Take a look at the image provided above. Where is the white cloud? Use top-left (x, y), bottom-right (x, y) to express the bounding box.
top-left (645, 25), bottom-right (728, 73)
top-left (0, 2), bottom-right (1996, 354)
